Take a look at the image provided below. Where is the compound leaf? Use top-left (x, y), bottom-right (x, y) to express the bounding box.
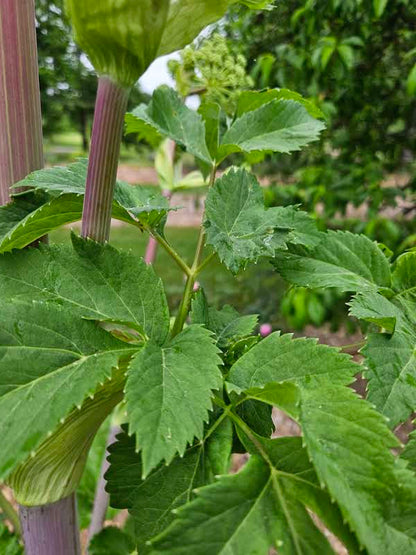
top-left (238, 434), bottom-right (362, 554)
top-left (125, 326), bottom-right (222, 476)
top-left (227, 331), bottom-right (416, 553)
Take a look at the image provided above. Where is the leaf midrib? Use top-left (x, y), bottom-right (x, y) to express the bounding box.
top-left (0, 270), bottom-right (145, 334)
top-left (0, 347), bottom-right (136, 404)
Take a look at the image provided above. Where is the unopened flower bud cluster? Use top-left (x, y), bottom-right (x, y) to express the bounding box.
top-left (168, 34), bottom-right (254, 114)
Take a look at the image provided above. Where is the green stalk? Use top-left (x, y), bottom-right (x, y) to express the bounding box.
top-left (0, 0), bottom-right (43, 205)
top-left (0, 489), bottom-right (20, 535)
top-left (171, 167), bottom-right (216, 337)
top-left (81, 76), bottom-right (130, 242)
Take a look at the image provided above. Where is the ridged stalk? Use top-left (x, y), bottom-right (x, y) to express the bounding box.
top-left (0, 1), bottom-right (79, 551)
top-left (0, 0), bottom-right (43, 205)
top-left (87, 424), bottom-right (121, 545)
top-left (81, 76), bottom-right (130, 242)
top-left (19, 495), bottom-right (81, 555)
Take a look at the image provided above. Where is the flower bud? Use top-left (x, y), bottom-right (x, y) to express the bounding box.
top-left (65, 0), bottom-right (170, 87)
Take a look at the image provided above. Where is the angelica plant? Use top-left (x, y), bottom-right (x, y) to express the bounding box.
top-left (0, 1), bottom-right (416, 554)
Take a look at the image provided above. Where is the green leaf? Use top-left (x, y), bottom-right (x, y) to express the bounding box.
top-left (407, 63), bottom-right (416, 97)
top-left (228, 332), bottom-right (357, 391)
top-left (106, 420), bottom-right (232, 552)
top-left (362, 330), bottom-right (416, 428)
top-left (238, 434), bottom-right (362, 554)
top-left (298, 384), bottom-right (416, 554)
top-left (227, 331), bottom-right (357, 440)
top-left (13, 160), bottom-right (170, 232)
top-left (348, 291), bottom-right (399, 333)
top-left (273, 230), bottom-right (392, 292)
top-left (235, 399), bottom-right (274, 441)
top-left (349, 253), bottom-right (416, 428)
top-left (0, 301), bottom-right (136, 479)
top-left (337, 44), bottom-right (355, 70)
top-left (125, 87), bottom-right (212, 165)
top-left (191, 290), bottom-right (258, 348)
top-left (125, 325), bottom-right (222, 476)
top-left (158, 1), bottom-right (271, 57)
top-left (236, 89), bottom-right (324, 119)
top-left (198, 102), bottom-right (225, 160)
top-left (374, 0), bottom-right (389, 18)
top-left (67, 0), bottom-right (268, 86)
top-left (217, 99), bottom-right (326, 162)
top-left (0, 523), bottom-right (22, 555)
top-left (89, 526), bottom-right (135, 555)
top-left (0, 193), bottom-right (46, 241)
top-left (150, 454), bottom-right (335, 554)
top-left (204, 168), bottom-right (320, 273)
top-left (0, 235), bottom-right (170, 343)
top-left (0, 194), bottom-right (83, 253)
top-left (402, 429), bottom-right (416, 472)
top-left (392, 252), bottom-right (416, 317)
top-left (233, 382), bottom-right (301, 420)
top-left (66, 0), bottom-right (170, 87)
top-left (227, 329), bottom-right (416, 553)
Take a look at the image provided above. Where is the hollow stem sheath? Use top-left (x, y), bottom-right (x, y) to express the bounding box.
top-left (81, 76), bottom-right (130, 242)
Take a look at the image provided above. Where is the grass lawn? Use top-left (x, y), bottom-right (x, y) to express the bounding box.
top-left (44, 131), bottom-right (152, 166)
top-left (50, 225), bottom-right (287, 329)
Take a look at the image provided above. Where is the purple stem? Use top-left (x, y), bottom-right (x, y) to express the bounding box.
top-left (81, 76), bottom-right (129, 242)
top-left (0, 2), bottom-right (75, 552)
top-left (19, 495), bottom-right (81, 555)
top-left (87, 425), bottom-right (121, 546)
top-left (144, 236), bottom-right (159, 264)
top-left (0, 0), bottom-right (43, 205)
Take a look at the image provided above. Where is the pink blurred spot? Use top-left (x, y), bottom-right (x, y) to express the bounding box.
top-left (260, 323), bottom-right (272, 337)
top-left (193, 281), bottom-right (200, 292)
